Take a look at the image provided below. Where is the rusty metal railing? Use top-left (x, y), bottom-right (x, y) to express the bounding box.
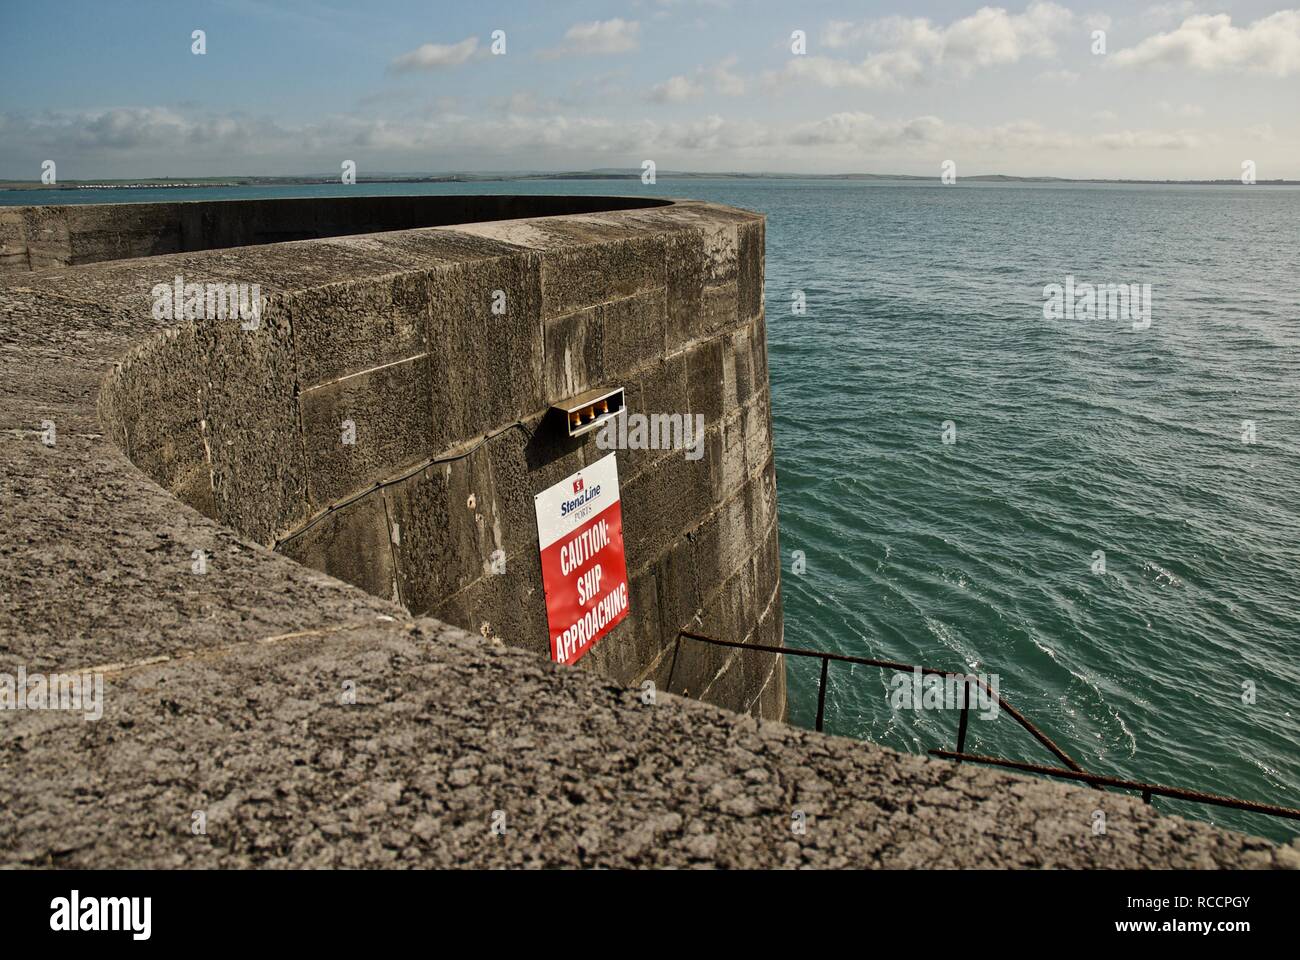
top-left (676, 629), bottom-right (1300, 825)
top-left (929, 752), bottom-right (1300, 821)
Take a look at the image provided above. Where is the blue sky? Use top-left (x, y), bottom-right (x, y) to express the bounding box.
top-left (1, 0), bottom-right (1297, 179)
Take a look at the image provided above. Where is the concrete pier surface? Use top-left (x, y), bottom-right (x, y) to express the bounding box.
top-left (1, 196), bottom-right (1294, 868)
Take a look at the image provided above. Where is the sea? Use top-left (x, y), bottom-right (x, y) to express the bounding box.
top-left (8, 177), bottom-right (1297, 842)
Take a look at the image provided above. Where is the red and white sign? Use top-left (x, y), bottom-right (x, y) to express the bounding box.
top-left (534, 452), bottom-right (630, 665)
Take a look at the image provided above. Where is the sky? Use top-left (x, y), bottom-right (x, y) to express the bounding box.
top-left (1, 0), bottom-right (1297, 180)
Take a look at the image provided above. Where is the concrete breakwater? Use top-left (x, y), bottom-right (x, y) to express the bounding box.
top-left (0, 195), bottom-right (1291, 867)
top-left (70, 195), bottom-right (782, 716)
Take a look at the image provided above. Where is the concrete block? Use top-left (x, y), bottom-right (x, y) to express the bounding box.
top-left (755, 516), bottom-right (781, 607)
top-left (383, 446), bottom-right (511, 617)
top-left (730, 323), bottom-right (756, 411)
top-left (685, 336), bottom-right (725, 426)
top-left (171, 463), bottom-right (218, 520)
top-left (664, 230), bottom-right (704, 355)
top-left (196, 298), bottom-right (309, 546)
top-left (298, 355), bottom-right (434, 510)
top-left (63, 203), bottom-right (183, 265)
top-left (701, 282), bottom-right (738, 340)
top-left (700, 541), bottom-right (759, 645)
top-left (713, 487), bottom-right (759, 583)
top-left (626, 352), bottom-right (689, 424)
top-left (427, 253), bottom-right (545, 448)
top-left (283, 272), bottom-right (432, 386)
top-left (698, 649), bottom-right (747, 712)
top-left (100, 324), bottom-right (207, 502)
top-left (620, 353), bottom-right (690, 479)
top-left (21, 206), bottom-right (72, 270)
top-left (278, 493), bottom-right (397, 603)
top-left (0, 208), bottom-right (28, 273)
top-left (543, 305), bottom-right (604, 405)
top-left (540, 236), bottom-right (666, 321)
top-left (706, 413), bottom-right (748, 502)
top-left (600, 288), bottom-right (668, 377)
top-left (379, 465), bottom-right (457, 614)
top-left (475, 417), bottom-right (588, 566)
top-left (742, 398), bottom-right (774, 478)
top-left (316, 224), bottom-right (525, 273)
top-left (620, 449), bottom-right (711, 574)
top-left (757, 659), bottom-right (788, 720)
top-left (664, 630), bottom-right (729, 701)
top-left (429, 560), bottom-right (549, 660)
top-left (700, 221), bottom-right (738, 285)
top-left (653, 534), bottom-right (703, 649)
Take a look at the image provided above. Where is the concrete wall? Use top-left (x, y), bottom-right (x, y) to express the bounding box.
top-left (80, 196), bottom-right (784, 720)
top-left (0, 194), bottom-right (668, 273)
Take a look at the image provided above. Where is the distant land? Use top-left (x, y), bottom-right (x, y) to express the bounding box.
top-left (2, 170), bottom-right (1297, 190)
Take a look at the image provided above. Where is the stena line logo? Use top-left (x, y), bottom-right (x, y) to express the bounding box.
top-left (560, 480), bottom-right (600, 516)
top-left (50, 890), bottom-right (151, 940)
top-left (535, 453), bottom-right (630, 665)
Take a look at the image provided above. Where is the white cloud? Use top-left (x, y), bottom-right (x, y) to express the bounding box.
top-left (659, 113), bottom-right (770, 151)
top-left (776, 49), bottom-right (929, 90)
top-left (792, 2), bottom-right (1075, 89)
top-left (0, 105), bottom-right (1258, 182)
top-left (543, 19), bottom-right (641, 59)
top-left (789, 112), bottom-right (945, 148)
top-left (494, 91), bottom-right (565, 114)
top-left (708, 56), bottom-right (746, 95)
top-left (1111, 11), bottom-right (1300, 76)
top-left (1095, 129), bottom-right (1203, 150)
top-left (650, 55), bottom-right (746, 101)
top-left (940, 2), bottom-right (1073, 69)
top-left (649, 75), bottom-right (703, 102)
top-left (1143, 2), bottom-right (1198, 25)
top-left (821, 20), bottom-right (860, 49)
top-left (390, 37), bottom-right (480, 72)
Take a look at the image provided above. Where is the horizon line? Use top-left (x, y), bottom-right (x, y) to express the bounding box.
top-left (3, 169), bottom-right (1298, 188)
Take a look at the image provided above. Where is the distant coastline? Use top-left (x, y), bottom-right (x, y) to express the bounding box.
top-left (2, 170), bottom-right (1298, 191)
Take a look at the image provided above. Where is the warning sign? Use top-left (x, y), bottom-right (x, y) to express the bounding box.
top-left (534, 452), bottom-right (630, 665)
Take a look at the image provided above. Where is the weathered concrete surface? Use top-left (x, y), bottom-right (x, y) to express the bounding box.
top-left (4, 619), bottom-right (1295, 869)
top-left (0, 196), bottom-right (1294, 868)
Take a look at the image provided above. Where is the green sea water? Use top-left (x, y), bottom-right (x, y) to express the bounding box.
top-left (11, 178), bottom-right (1298, 842)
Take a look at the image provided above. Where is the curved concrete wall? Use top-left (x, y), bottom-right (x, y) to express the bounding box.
top-left (80, 196), bottom-right (785, 719)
